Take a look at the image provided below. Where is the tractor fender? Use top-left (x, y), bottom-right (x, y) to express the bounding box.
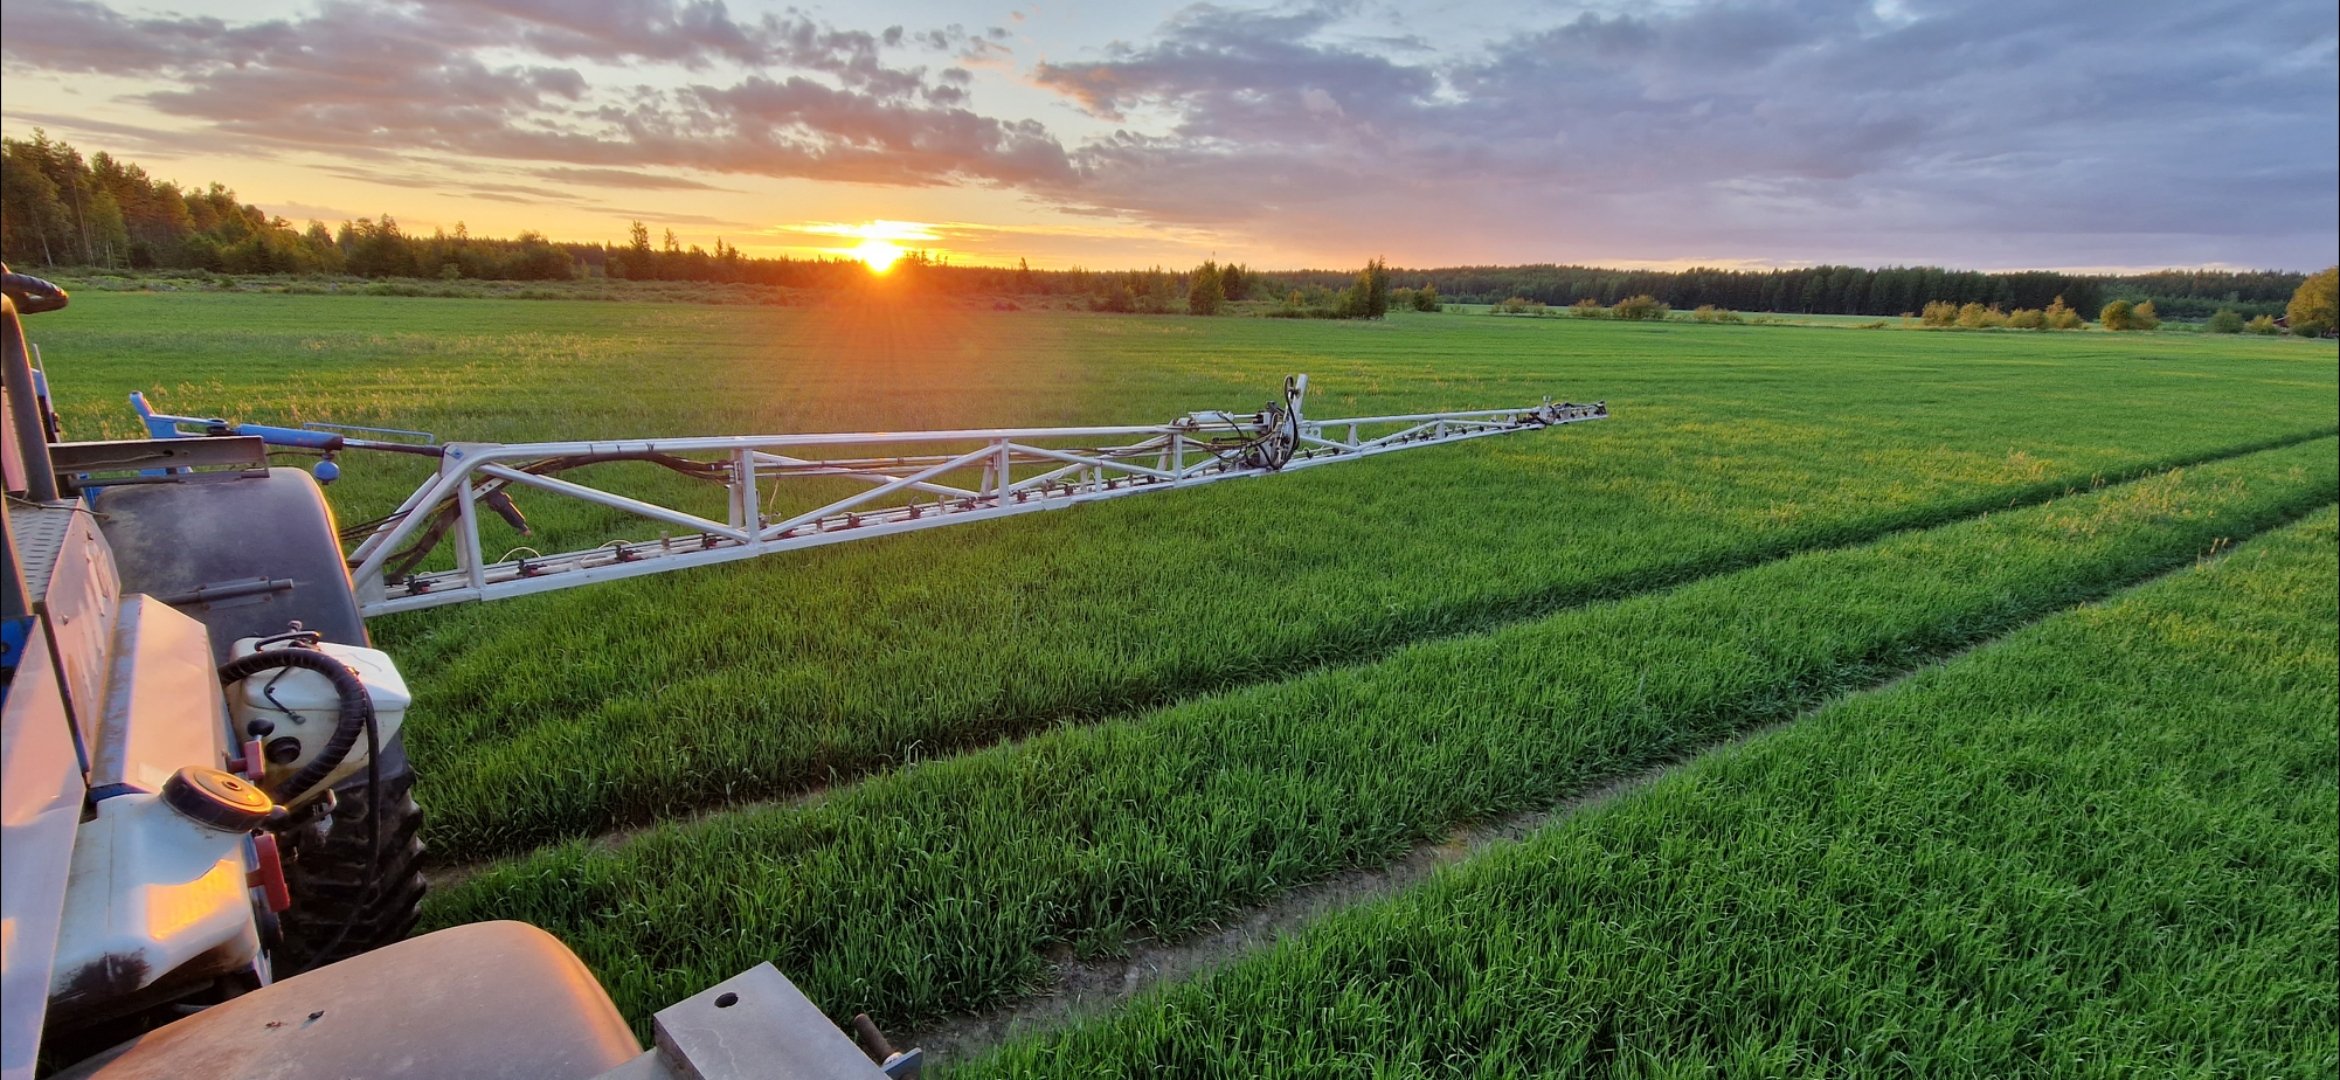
top-left (96, 467), bottom-right (367, 664)
top-left (50, 922), bottom-right (641, 1080)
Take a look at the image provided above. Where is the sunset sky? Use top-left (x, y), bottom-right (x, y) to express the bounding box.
top-left (3, 0), bottom-right (2333, 271)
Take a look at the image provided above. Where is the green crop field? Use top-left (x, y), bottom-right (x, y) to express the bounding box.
top-left (965, 508), bottom-right (2340, 1078)
top-left (24, 290), bottom-right (2337, 1068)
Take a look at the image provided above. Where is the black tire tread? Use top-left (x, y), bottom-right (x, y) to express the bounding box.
top-left (275, 758), bottom-right (429, 973)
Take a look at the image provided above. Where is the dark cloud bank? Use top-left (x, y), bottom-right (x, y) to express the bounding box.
top-left (5, 0), bottom-right (2332, 267)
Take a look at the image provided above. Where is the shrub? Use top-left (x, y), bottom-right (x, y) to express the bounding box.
top-left (2044, 296), bottom-right (2085, 330)
top-left (1091, 285), bottom-right (1135, 313)
top-left (1955, 302), bottom-right (2009, 329)
top-left (2130, 300), bottom-right (2160, 331)
top-left (2246, 314), bottom-right (2280, 335)
top-left (1690, 305), bottom-right (1744, 324)
top-left (2206, 309), bottom-right (2245, 334)
top-left (1569, 298), bottom-right (1605, 318)
top-left (1611, 294), bottom-right (1669, 321)
top-left (1494, 296), bottom-right (1547, 315)
top-left (2006, 308), bottom-right (2046, 330)
top-left (2100, 300), bottom-right (2136, 331)
top-left (1413, 284), bottom-right (1441, 312)
top-left (1920, 300), bottom-right (1959, 326)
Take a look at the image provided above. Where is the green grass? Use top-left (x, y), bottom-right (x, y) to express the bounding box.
top-left (961, 507), bottom-right (2340, 1079)
top-left (419, 441), bottom-right (2335, 1034)
top-left (28, 293), bottom-right (2334, 860)
top-left (26, 291), bottom-right (2333, 1065)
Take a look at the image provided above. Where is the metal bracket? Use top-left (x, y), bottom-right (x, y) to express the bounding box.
top-left (595, 964), bottom-right (897, 1080)
top-left (48, 436), bottom-right (267, 490)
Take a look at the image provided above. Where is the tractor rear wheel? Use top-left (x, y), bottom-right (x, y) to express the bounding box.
top-left (273, 742), bottom-right (430, 974)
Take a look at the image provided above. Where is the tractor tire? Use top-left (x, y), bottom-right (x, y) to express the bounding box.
top-left (273, 741), bottom-right (429, 974)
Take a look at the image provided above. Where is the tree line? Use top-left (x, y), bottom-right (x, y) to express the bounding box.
top-left (0, 132), bottom-right (2313, 323)
top-left (1268, 264), bottom-right (2305, 321)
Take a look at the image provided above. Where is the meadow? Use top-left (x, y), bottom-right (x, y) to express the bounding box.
top-left (24, 290), bottom-right (2337, 1061)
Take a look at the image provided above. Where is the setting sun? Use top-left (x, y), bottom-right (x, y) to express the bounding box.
top-left (794, 220), bottom-right (939, 272)
top-left (852, 238), bottom-right (905, 273)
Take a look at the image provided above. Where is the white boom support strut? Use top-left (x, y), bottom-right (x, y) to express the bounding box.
top-left (345, 376), bottom-right (1606, 616)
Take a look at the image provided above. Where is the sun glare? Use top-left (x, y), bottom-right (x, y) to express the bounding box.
top-left (791, 220), bottom-right (938, 273)
top-left (853, 238), bottom-right (905, 273)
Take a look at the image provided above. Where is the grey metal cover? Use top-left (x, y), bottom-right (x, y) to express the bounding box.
top-left (51, 921), bottom-right (642, 1080)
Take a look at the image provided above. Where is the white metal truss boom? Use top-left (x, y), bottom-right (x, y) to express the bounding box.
top-left (345, 376), bottom-right (1606, 615)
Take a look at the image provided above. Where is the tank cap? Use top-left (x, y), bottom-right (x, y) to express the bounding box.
top-left (161, 767), bottom-right (275, 833)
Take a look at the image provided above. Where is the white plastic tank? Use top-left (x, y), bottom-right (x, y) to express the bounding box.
top-left (226, 639), bottom-right (410, 796)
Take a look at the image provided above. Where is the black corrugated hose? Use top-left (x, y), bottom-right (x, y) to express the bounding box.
top-left (220, 644), bottom-right (387, 961)
top-left (217, 646), bottom-right (374, 802)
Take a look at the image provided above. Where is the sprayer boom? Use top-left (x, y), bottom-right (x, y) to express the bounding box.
top-left (140, 376), bottom-right (1605, 616)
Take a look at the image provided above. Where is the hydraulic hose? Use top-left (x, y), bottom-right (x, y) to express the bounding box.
top-left (0, 266), bottom-right (70, 314)
top-left (218, 647), bottom-right (375, 802)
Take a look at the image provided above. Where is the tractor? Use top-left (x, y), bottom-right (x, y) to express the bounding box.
top-left (0, 266), bottom-right (1603, 1078)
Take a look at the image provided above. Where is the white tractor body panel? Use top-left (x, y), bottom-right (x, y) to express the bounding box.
top-left (92, 598), bottom-right (233, 795)
top-left (46, 791), bottom-right (262, 1014)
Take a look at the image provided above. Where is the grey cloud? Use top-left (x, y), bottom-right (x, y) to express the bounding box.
top-left (911, 23), bottom-right (1015, 64)
top-left (1031, 0), bottom-right (2337, 267)
top-left (1034, 1), bottom-right (1423, 123)
top-left (599, 208), bottom-right (754, 228)
top-left (531, 167), bottom-right (726, 190)
top-left (7, 0), bottom-right (2330, 267)
top-left (261, 202), bottom-right (365, 223)
top-left (410, 0), bottom-right (773, 68)
top-left (674, 76), bottom-right (1072, 185)
top-left (3, 0), bottom-right (1071, 190)
top-left (2, 112), bottom-right (261, 159)
top-left (0, 0), bottom-right (297, 74)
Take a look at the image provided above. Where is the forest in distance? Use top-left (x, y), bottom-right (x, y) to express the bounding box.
top-left (0, 130), bottom-right (2311, 320)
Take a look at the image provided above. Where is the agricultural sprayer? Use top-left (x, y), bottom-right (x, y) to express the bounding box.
top-left (1, 269), bottom-right (1605, 1078)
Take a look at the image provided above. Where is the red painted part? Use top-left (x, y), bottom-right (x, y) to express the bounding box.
top-left (248, 833), bottom-right (292, 913)
top-left (231, 738), bottom-right (267, 783)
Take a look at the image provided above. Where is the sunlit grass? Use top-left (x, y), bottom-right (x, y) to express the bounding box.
top-left (421, 445), bottom-right (2335, 1034)
top-left (963, 507), bottom-right (2340, 1078)
top-left (27, 292), bottom-right (2335, 1058)
top-left (29, 294), bottom-right (2338, 860)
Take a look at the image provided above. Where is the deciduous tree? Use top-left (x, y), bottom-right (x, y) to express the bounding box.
top-left (1187, 260), bottom-right (1224, 315)
top-left (2287, 266), bottom-right (2336, 337)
